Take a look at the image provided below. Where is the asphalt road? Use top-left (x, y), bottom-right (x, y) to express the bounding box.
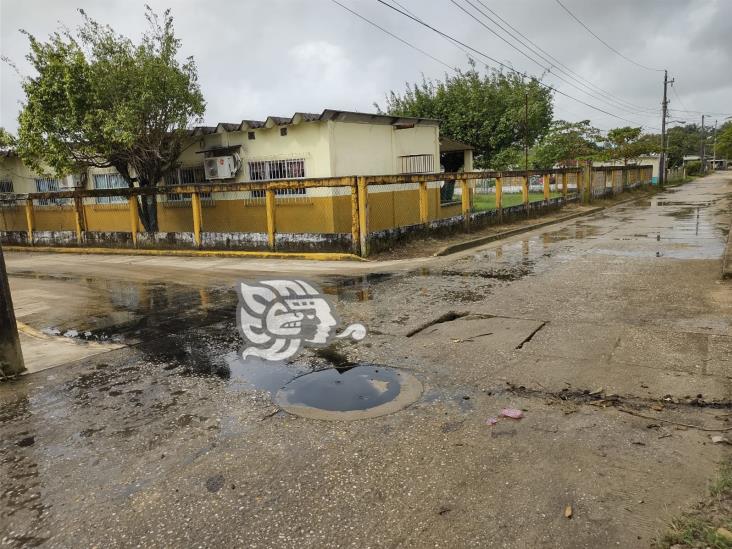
top-left (1, 173), bottom-right (731, 548)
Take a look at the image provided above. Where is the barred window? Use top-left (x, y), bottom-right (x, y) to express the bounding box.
top-left (249, 159), bottom-right (306, 197)
top-left (164, 166), bottom-right (210, 201)
top-left (94, 173), bottom-right (127, 204)
top-left (35, 177), bottom-right (70, 206)
top-left (400, 154), bottom-right (435, 174)
top-left (0, 179), bottom-right (12, 193)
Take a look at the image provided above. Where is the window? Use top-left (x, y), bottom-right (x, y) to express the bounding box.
top-left (35, 177), bottom-right (70, 206)
top-left (0, 179), bottom-right (12, 193)
top-left (248, 159), bottom-right (306, 197)
top-left (400, 154), bottom-right (435, 174)
top-left (248, 131), bottom-right (256, 140)
top-left (164, 166), bottom-right (211, 202)
top-left (94, 173), bottom-right (127, 204)
top-left (280, 127), bottom-right (288, 137)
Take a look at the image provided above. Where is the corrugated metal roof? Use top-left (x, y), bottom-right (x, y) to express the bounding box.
top-left (440, 136), bottom-right (474, 152)
top-left (191, 109), bottom-right (440, 134)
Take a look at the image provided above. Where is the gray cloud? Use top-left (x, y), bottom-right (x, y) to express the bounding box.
top-left (1, 0), bottom-right (730, 135)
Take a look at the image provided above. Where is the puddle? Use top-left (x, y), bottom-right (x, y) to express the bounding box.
top-left (275, 364), bottom-right (423, 420)
top-left (224, 353), bottom-right (309, 394)
top-left (321, 273), bottom-right (393, 302)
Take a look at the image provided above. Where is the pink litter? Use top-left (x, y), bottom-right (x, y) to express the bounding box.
top-left (486, 417), bottom-right (498, 426)
top-left (500, 408), bottom-right (524, 419)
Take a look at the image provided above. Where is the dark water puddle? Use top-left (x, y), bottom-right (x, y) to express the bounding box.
top-left (276, 365), bottom-right (401, 412)
top-left (321, 272), bottom-right (393, 302)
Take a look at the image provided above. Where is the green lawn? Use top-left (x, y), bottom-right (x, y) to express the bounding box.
top-left (473, 191), bottom-right (563, 211)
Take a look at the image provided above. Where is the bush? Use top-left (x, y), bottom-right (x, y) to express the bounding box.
top-left (685, 161), bottom-right (702, 176)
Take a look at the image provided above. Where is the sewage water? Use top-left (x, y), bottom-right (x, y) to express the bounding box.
top-left (275, 364), bottom-right (423, 420)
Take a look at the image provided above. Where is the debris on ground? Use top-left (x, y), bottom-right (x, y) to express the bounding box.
top-left (711, 435), bottom-right (731, 445)
top-left (486, 417), bottom-right (498, 426)
top-left (716, 527), bottom-right (732, 541)
top-left (500, 408), bottom-right (524, 419)
top-left (564, 505), bottom-right (573, 519)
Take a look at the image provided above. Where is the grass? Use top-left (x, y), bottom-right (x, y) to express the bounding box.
top-left (655, 462), bottom-right (732, 549)
top-left (472, 191), bottom-right (564, 211)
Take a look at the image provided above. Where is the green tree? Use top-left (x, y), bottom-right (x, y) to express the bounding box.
top-left (0, 128), bottom-right (16, 149)
top-left (714, 121), bottom-right (732, 160)
top-left (11, 7), bottom-right (205, 231)
top-left (656, 125), bottom-right (700, 168)
top-left (603, 126), bottom-right (659, 165)
top-left (532, 119), bottom-right (601, 168)
top-left (378, 63), bottom-right (553, 168)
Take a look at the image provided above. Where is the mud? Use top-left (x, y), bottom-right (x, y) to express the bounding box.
top-left (0, 174), bottom-right (730, 548)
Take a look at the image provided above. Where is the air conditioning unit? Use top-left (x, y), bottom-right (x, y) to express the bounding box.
top-left (204, 154), bottom-right (240, 180)
top-left (59, 173), bottom-right (84, 189)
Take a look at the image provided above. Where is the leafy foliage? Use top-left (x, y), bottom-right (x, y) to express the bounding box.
top-left (657, 124), bottom-right (701, 168)
top-left (0, 128), bottom-right (16, 149)
top-left (378, 62), bottom-right (553, 168)
top-left (603, 126), bottom-right (659, 164)
top-left (532, 120), bottom-right (601, 168)
top-left (715, 122), bottom-right (732, 161)
top-left (11, 6), bottom-right (205, 231)
top-left (685, 160), bottom-right (702, 176)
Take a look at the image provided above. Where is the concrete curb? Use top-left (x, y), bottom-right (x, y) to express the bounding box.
top-left (1, 246), bottom-right (366, 262)
top-left (433, 190), bottom-right (654, 257)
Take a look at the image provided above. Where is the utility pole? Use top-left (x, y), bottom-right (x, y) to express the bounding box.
top-left (524, 91), bottom-right (529, 175)
top-left (0, 243), bottom-right (25, 378)
top-left (700, 115), bottom-right (706, 174)
top-left (712, 119), bottom-right (718, 170)
top-left (659, 70), bottom-right (672, 188)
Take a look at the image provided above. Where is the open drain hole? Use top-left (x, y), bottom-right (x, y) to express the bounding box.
top-left (274, 364), bottom-right (423, 421)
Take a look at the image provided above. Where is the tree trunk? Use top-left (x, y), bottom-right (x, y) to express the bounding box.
top-left (0, 244), bottom-right (25, 378)
top-left (137, 195), bottom-right (159, 233)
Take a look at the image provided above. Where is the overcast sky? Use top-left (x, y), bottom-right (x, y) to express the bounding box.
top-left (2, 0), bottom-right (731, 135)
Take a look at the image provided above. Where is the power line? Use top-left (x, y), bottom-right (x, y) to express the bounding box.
top-left (451, 0), bottom-right (659, 118)
top-left (470, 0), bottom-right (658, 114)
top-left (554, 0), bottom-right (665, 72)
top-left (329, 0), bottom-right (456, 72)
top-left (669, 83), bottom-right (690, 113)
top-left (373, 0), bottom-right (661, 130)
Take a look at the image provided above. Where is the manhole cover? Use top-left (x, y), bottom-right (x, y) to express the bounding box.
top-left (274, 365), bottom-right (422, 421)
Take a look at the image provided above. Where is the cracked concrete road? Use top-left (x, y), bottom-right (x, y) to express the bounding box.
top-left (1, 174), bottom-right (731, 548)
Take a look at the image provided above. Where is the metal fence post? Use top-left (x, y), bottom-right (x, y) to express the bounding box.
top-left (495, 176), bottom-right (503, 220)
top-left (0, 243), bottom-right (25, 378)
top-left (128, 195), bottom-right (138, 247)
top-left (419, 180), bottom-right (429, 224)
top-left (24, 198), bottom-right (34, 246)
top-left (357, 176), bottom-right (369, 258)
top-left (522, 174), bottom-right (529, 206)
top-left (350, 179), bottom-right (360, 256)
top-left (460, 178), bottom-right (470, 231)
top-left (191, 192), bottom-right (203, 248)
top-left (265, 188), bottom-right (276, 252)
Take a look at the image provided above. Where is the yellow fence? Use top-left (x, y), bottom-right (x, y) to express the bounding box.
top-left (0, 164), bottom-right (653, 256)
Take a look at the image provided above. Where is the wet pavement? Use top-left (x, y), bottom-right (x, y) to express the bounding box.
top-left (1, 174), bottom-right (731, 548)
